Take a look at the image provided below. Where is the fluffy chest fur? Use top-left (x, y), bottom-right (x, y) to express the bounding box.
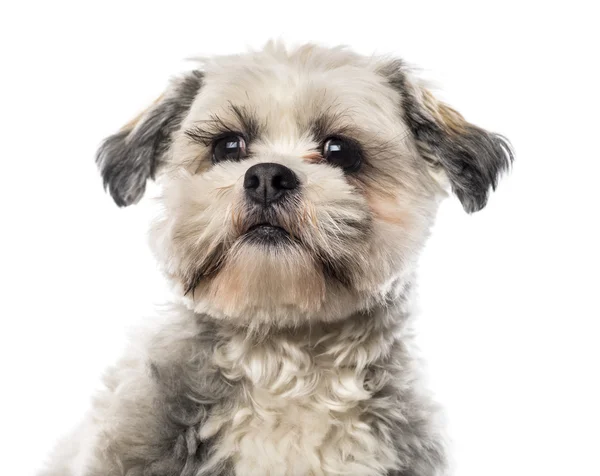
top-left (47, 305), bottom-right (445, 476)
top-left (199, 327), bottom-right (400, 476)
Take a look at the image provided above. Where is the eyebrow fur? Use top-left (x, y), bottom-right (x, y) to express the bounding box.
top-left (185, 103), bottom-right (261, 146)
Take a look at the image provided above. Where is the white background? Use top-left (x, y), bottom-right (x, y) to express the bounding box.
top-left (1, 1), bottom-right (599, 475)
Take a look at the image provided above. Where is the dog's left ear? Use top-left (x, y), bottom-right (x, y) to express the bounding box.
top-left (96, 70), bottom-right (204, 207)
top-left (381, 61), bottom-right (513, 213)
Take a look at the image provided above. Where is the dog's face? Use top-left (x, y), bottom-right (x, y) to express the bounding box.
top-left (98, 43), bottom-right (511, 327)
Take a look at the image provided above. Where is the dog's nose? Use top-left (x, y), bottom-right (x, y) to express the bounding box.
top-left (243, 163), bottom-right (299, 205)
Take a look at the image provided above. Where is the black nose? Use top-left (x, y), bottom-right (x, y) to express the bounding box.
top-left (243, 163), bottom-right (299, 205)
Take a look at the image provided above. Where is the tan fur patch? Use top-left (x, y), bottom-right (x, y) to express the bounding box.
top-left (302, 152), bottom-right (324, 162)
top-left (366, 192), bottom-right (410, 227)
top-left (421, 88), bottom-right (467, 135)
top-left (206, 244), bottom-right (327, 321)
top-left (119, 93), bottom-right (165, 132)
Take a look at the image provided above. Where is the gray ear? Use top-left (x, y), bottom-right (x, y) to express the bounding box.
top-left (382, 62), bottom-right (513, 213)
top-left (96, 70), bottom-right (204, 207)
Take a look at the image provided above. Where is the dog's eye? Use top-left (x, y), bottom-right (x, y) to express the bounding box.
top-left (213, 135), bottom-right (247, 163)
top-left (322, 137), bottom-right (362, 172)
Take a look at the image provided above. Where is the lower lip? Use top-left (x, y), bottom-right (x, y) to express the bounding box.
top-left (244, 224), bottom-right (289, 242)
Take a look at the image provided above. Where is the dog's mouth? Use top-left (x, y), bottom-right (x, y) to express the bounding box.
top-left (243, 223), bottom-right (290, 244)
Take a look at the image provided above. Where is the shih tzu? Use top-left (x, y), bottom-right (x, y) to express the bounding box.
top-left (41, 42), bottom-right (512, 476)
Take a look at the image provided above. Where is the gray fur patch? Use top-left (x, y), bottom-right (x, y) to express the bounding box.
top-left (96, 71), bottom-right (204, 206)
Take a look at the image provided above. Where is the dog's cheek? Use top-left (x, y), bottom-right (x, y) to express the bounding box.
top-left (363, 191), bottom-right (436, 283)
top-left (302, 167), bottom-right (370, 230)
top-left (366, 192), bottom-right (411, 228)
top-left (149, 168), bottom-right (243, 287)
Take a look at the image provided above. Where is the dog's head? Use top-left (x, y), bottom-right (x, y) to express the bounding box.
top-left (97, 43), bottom-right (512, 327)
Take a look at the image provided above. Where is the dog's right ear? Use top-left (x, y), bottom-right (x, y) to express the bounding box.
top-left (96, 70), bottom-right (204, 207)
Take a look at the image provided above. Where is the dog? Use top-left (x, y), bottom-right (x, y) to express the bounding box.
top-left (41, 42), bottom-right (512, 476)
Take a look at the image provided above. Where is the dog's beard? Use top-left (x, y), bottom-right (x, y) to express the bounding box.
top-left (180, 196), bottom-right (372, 322)
top-left (201, 241), bottom-right (326, 320)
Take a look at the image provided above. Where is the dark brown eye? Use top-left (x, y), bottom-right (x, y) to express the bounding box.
top-left (322, 137), bottom-right (362, 172)
top-left (213, 135), bottom-right (247, 163)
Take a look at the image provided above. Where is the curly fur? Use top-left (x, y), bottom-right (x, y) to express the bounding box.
top-left (40, 41), bottom-right (511, 476)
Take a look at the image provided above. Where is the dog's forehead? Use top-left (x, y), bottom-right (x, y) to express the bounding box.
top-left (185, 49), bottom-right (403, 139)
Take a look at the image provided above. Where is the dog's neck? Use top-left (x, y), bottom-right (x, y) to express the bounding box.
top-left (200, 279), bottom-right (415, 391)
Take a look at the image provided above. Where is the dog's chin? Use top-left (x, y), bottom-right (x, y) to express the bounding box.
top-left (179, 235), bottom-right (363, 328)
